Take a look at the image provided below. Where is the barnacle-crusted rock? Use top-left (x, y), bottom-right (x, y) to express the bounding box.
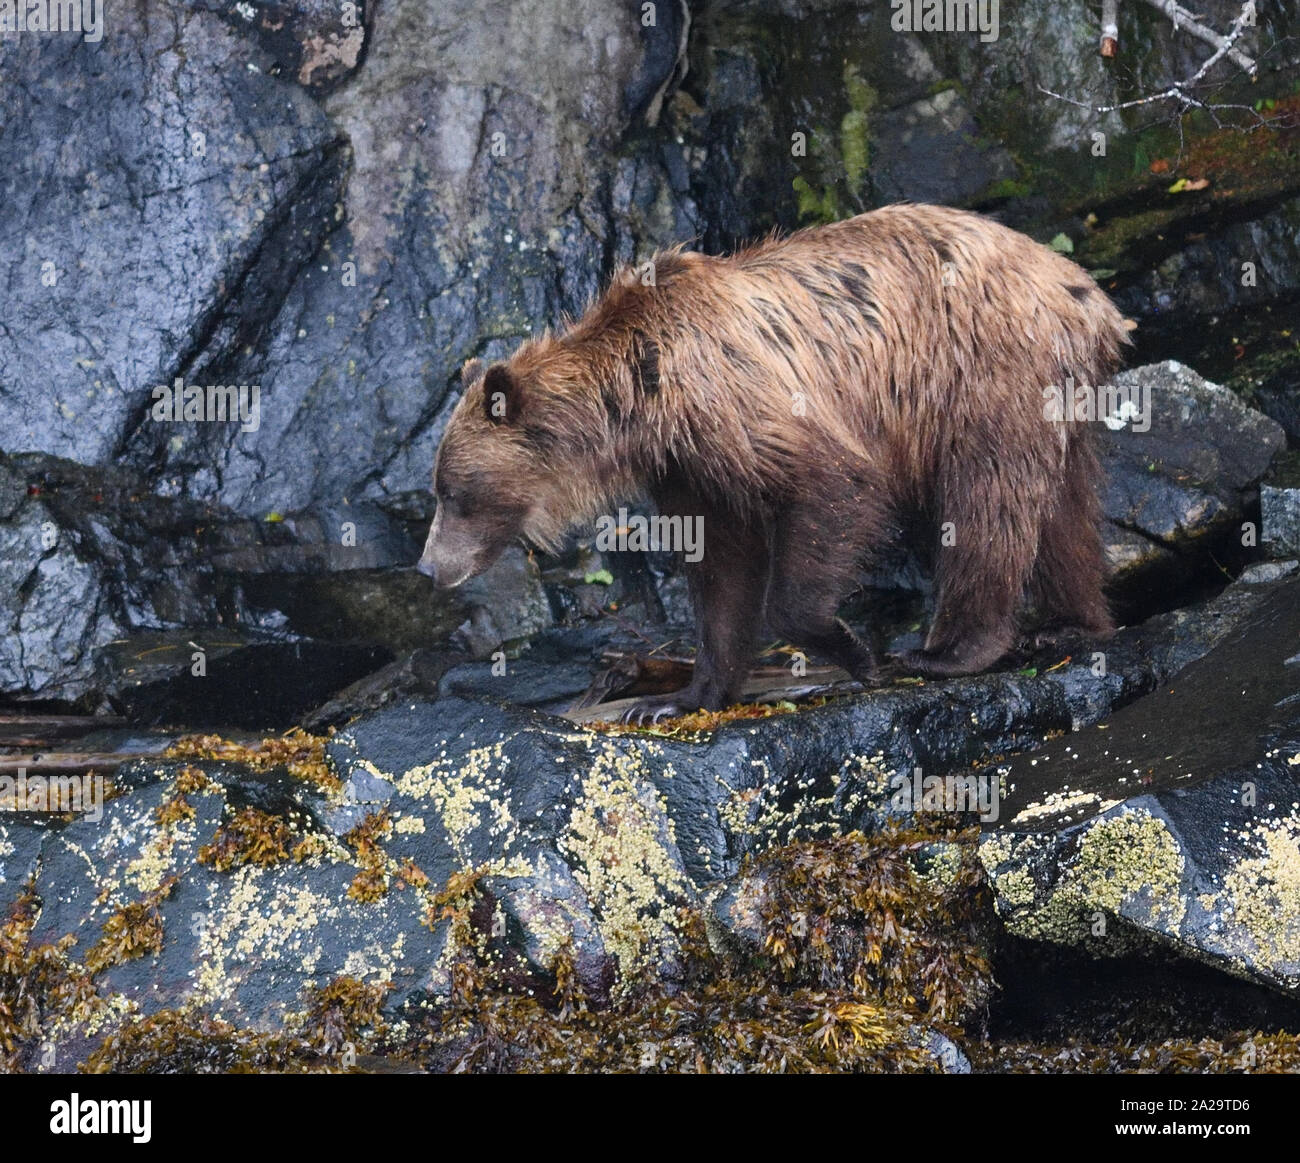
top-left (980, 570), bottom-right (1300, 994)
top-left (7, 567), bottom-right (1300, 1070)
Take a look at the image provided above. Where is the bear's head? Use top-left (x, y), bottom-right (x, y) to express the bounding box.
top-left (419, 340), bottom-right (620, 588)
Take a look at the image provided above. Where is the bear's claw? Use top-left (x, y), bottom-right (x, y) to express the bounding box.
top-left (617, 696), bottom-right (693, 726)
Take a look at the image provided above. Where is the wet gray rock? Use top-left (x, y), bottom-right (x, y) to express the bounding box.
top-left (0, 451), bottom-right (366, 704)
top-left (331, 567), bottom-right (1289, 889)
top-left (0, 0), bottom-right (690, 712)
top-left (979, 571), bottom-right (1300, 996)
top-left (13, 566), bottom-right (1296, 1063)
top-left (25, 757), bottom-right (449, 1047)
top-left (21, 719), bottom-right (696, 1057)
top-left (453, 548), bottom-right (553, 656)
top-left (0, 3), bottom-right (346, 467)
top-left (1120, 196), bottom-right (1300, 321)
top-left (436, 658), bottom-right (600, 713)
top-left (1255, 365), bottom-right (1300, 445)
top-left (187, 0), bottom-right (370, 92)
top-left (1099, 361), bottom-right (1287, 589)
top-left (1262, 452), bottom-right (1300, 557)
top-left (0, 817), bottom-right (48, 913)
top-left (871, 88), bottom-right (1016, 205)
top-left (0, 452), bottom-right (516, 711)
top-left (137, 0), bottom-right (691, 522)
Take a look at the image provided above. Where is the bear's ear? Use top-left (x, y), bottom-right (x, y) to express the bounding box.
top-left (460, 358), bottom-right (485, 387)
top-left (482, 364), bottom-right (524, 425)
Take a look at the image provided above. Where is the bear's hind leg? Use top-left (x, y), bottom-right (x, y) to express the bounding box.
top-left (765, 492), bottom-right (891, 682)
top-left (896, 454), bottom-right (1044, 678)
top-left (1028, 436), bottom-right (1114, 642)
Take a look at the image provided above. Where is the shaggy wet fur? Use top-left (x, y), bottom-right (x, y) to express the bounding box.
top-left (423, 203), bottom-right (1129, 720)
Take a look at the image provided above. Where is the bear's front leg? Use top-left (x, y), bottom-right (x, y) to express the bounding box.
top-left (619, 504), bottom-right (768, 726)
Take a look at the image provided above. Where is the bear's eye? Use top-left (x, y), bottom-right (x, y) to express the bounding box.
top-left (441, 488), bottom-right (472, 517)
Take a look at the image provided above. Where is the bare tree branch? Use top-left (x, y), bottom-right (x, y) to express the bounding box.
top-left (1139, 0), bottom-right (1257, 74)
top-left (1048, 0), bottom-right (1269, 125)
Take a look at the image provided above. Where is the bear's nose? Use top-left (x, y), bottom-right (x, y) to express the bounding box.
top-left (416, 557), bottom-right (438, 584)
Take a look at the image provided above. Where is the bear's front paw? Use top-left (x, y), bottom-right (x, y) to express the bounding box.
top-left (885, 648), bottom-right (969, 679)
top-left (617, 693), bottom-right (699, 726)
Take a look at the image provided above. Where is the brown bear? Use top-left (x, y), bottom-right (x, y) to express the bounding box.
top-left (419, 203), bottom-right (1128, 722)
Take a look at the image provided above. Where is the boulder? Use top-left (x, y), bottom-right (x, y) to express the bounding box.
top-left (870, 88), bottom-right (1016, 206)
top-left (1098, 361), bottom-right (1286, 594)
top-left (134, 0), bottom-right (694, 521)
top-left (0, 452), bottom-right (541, 710)
top-left (979, 568), bottom-right (1300, 995)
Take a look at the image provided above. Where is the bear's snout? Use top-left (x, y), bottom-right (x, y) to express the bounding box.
top-left (418, 508), bottom-right (486, 589)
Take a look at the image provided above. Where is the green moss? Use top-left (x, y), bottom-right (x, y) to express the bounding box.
top-left (840, 62), bottom-right (876, 194)
top-left (792, 175), bottom-right (843, 226)
top-left (983, 176), bottom-right (1033, 201)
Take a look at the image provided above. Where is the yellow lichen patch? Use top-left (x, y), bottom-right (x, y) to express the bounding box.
top-left (716, 753), bottom-right (886, 853)
top-left (395, 744), bottom-right (515, 859)
top-left (560, 746), bottom-right (691, 984)
top-left (1072, 810), bottom-right (1186, 929)
top-left (187, 863), bottom-right (411, 1015)
top-left (123, 820), bottom-right (192, 896)
top-left (986, 810), bottom-right (1186, 949)
top-left (993, 866), bottom-right (1038, 910)
top-left (1217, 815), bottom-right (1300, 971)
